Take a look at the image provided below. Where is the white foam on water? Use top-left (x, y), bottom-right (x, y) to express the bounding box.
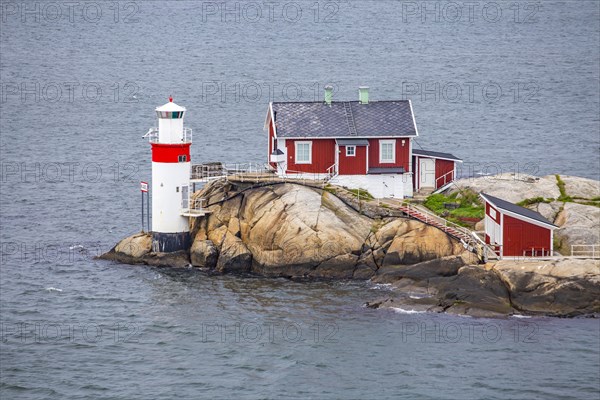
top-left (511, 314), bottom-right (531, 319)
top-left (409, 294), bottom-right (432, 299)
top-left (369, 283), bottom-right (392, 290)
top-left (391, 307), bottom-right (426, 314)
top-left (45, 287), bottom-right (63, 292)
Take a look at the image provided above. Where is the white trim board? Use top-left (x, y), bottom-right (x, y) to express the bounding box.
top-left (294, 141), bottom-right (312, 164)
top-left (379, 139), bottom-right (396, 163)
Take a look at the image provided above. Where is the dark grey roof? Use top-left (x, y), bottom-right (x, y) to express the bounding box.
top-left (271, 149), bottom-right (284, 155)
top-left (481, 193), bottom-right (557, 228)
top-left (271, 101), bottom-right (417, 138)
top-left (368, 167), bottom-right (406, 174)
top-left (336, 139), bottom-right (369, 146)
top-left (413, 149), bottom-right (462, 161)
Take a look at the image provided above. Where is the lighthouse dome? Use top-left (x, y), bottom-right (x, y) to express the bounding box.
top-left (156, 101), bottom-right (186, 112)
top-left (156, 100), bottom-right (186, 119)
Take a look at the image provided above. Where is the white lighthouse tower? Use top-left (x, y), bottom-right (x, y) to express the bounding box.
top-left (146, 97), bottom-right (192, 252)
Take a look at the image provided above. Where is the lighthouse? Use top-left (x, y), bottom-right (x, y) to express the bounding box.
top-left (146, 97), bottom-right (192, 252)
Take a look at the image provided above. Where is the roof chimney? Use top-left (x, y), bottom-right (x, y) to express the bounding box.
top-left (359, 86), bottom-right (369, 104)
top-left (324, 85), bottom-right (333, 105)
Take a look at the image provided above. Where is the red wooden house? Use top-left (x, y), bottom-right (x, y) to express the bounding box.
top-left (481, 193), bottom-right (557, 258)
top-left (265, 87), bottom-right (461, 198)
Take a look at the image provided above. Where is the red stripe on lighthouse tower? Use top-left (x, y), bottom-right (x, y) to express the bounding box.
top-left (151, 143), bottom-right (191, 163)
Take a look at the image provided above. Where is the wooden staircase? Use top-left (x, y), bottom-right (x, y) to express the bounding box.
top-left (396, 203), bottom-right (472, 243)
top-left (381, 199), bottom-right (498, 262)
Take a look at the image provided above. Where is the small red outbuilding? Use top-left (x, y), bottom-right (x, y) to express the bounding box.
top-left (480, 193), bottom-right (558, 258)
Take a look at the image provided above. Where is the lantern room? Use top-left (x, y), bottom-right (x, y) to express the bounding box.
top-left (155, 98), bottom-right (189, 144)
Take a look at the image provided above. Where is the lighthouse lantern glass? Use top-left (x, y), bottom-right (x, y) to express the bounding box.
top-left (155, 102), bottom-right (186, 144)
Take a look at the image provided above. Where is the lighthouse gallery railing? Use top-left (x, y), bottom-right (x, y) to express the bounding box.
top-left (144, 127), bottom-right (192, 144)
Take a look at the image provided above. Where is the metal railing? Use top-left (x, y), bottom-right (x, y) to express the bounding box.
top-left (271, 169), bottom-right (331, 186)
top-left (400, 202), bottom-right (469, 236)
top-left (325, 164), bottom-right (337, 181)
top-left (398, 201), bottom-right (499, 261)
top-left (521, 248), bottom-right (552, 257)
top-left (190, 162), bottom-right (336, 187)
top-left (144, 127), bottom-right (192, 144)
top-left (182, 128), bottom-right (192, 143)
top-left (191, 162), bottom-right (226, 180)
top-left (435, 170), bottom-right (455, 190)
top-left (181, 196), bottom-right (207, 215)
top-left (571, 244), bottom-right (600, 258)
top-left (191, 162), bottom-right (269, 180)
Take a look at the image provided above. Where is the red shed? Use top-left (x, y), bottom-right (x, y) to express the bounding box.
top-left (412, 149), bottom-right (462, 192)
top-left (480, 193), bottom-right (557, 258)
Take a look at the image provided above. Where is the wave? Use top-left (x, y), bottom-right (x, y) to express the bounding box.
top-left (369, 283), bottom-right (392, 290)
top-left (391, 307), bottom-right (426, 314)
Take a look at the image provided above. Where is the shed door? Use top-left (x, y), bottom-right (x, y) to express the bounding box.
top-left (485, 215), bottom-right (502, 246)
top-left (420, 158), bottom-right (435, 188)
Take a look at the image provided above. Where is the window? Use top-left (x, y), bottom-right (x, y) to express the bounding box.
top-left (156, 111), bottom-right (184, 119)
top-left (379, 140), bottom-right (396, 163)
top-left (295, 141), bottom-right (312, 164)
top-left (489, 208), bottom-right (497, 219)
top-left (178, 155), bottom-right (187, 162)
top-left (346, 146), bottom-right (356, 157)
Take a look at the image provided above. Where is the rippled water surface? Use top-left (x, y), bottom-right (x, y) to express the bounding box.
top-left (1, 1), bottom-right (599, 399)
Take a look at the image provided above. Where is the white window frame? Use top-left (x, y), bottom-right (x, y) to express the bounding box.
top-left (379, 140), bottom-right (396, 163)
top-left (489, 207), bottom-right (497, 220)
top-left (295, 141), bottom-right (312, 164)
top-left (346, 146), bottom-right (356, 157)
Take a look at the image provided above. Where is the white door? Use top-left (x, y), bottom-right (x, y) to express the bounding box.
top-left (181, 185), bottom-right (189, 210)
top-left (420, 158), bottom-right (435, 188)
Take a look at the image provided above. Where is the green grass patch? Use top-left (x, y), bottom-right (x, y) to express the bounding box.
top-left (516, 197), bottom-right (554, 207)
top-left (423, 190), bottom-right (484, 222)
top-left (573, 195), bottom-right (600, 201)
top-left (553, 235), bottom-right (567, 256)
top-left (450, 206), bottom-right (486, 218)
top-left (445, 216), bottom-right (473, 228)
top-left (575, 200), bottom-right (600, 208)
top-left (346, 188), bottom-right (375, 201)
top-left (555, 174), bottom-right (573, 202)
top-left (554, 175), bottom-right (600, 207)
top-left (422, 193), bottom-right (456, 214)
top-left (323, 184), bottom-right (337, 195)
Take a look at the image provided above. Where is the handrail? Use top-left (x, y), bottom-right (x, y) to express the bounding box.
top-left (400, 202), bottom-right (467, 234)
top-left (145, 127), bottom-right (192, 144)
top-left (435, 169), bottom-right (454, 189)
top-left (182, 196), bottom-right (207, 214)
top-left (325, 163), bottom-right (337, 181)
top-left (523, 247), bottom-right (552, 257)
top-left (399, 201), bottom-right (499, 261)
top-left (191, 162), bottom-right (337, 186)
top-left (571, 244), bottom-right (600, 258)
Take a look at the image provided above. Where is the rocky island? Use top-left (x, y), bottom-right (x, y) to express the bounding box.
top-left (101, 173), bottom-right (600, 318)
